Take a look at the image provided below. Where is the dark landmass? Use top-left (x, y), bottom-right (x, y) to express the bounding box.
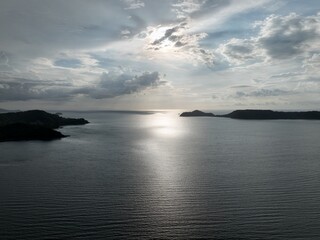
top-left (0, 110), bottom-right (89, 142)
top-left (221, 110), bottom-right (320, 120)
top-left (180, 109), bottom-right (320, 120)
top-left (0, 110), bottom-right (89, 128)
top-left (0, 123), bottom-right (66, 142)
top-left (180, 110), bottom-right (215, 117)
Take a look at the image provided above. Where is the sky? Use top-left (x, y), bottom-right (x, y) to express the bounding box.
top-left (0, 0), bottom-right (319, 111)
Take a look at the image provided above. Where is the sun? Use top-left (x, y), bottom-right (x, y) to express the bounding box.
top-left (149, 27), bottom-right (168, 43)
top-left (149, 27), bottom-right (167, 42)
top-left (147, 26), bottom-right (177, 52)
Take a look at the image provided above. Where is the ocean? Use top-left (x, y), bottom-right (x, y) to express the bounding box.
top-left (1, 110), bottom-right (320, 239)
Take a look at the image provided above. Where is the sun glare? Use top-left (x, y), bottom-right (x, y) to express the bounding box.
top-left (147, 112), bottom-right (182, 137)
top-left (149, 27), bottom-right (167, 42)
top-left (147, 26), bottom-right (177, 52)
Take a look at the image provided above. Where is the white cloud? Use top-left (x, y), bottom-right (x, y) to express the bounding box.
top-left (143, 22), bottom-right (215, 66)
top-left (218, 38), bottom-right (260, 65)
top-left (122, 0), bottom-right (145, 9)
top-left (190, 0), bottom-right (272, 32)
top-left (172, 0), bottom-right (206, 19)
top-left (257, 13), bottom-right (320, 59)
top-left (218, 12), bottom-right (320, 65)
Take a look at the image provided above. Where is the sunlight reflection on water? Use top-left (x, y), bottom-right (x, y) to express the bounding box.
top-left (145, 112), bottom-right (184, 137)
top-left (136, 112), bottom-right (193, 229)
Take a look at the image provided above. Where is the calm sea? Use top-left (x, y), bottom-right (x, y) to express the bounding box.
top-left (1, 111), bottom-right (320, 239)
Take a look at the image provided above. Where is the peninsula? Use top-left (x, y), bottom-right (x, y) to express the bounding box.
top-left (180, 109), bottom-right (320, 120)
top-left (0, 110), bottom-right (89, 142)
top-left (222, 110), bottom-right (320, 120)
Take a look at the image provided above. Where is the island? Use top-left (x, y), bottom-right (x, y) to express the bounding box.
top-left (180, 110), bottom-right (215, 117)
top-left (0, 123), bottom-right (67, 142)
top-left (0, 110), bottom-right (89, 142)
top-left (180, 109), bottom-right (320, 120)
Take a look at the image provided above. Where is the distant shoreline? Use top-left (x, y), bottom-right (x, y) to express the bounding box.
top-left (180, 110), bottom-right (320, 120)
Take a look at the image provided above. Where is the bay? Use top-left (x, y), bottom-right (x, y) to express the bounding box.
top-left (1, 111), bottom-right (320, 239)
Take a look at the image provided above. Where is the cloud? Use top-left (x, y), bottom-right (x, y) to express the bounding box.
top-left (218, 38), bottom-right (258, 65)
top-left (172, 0), bottom-right (206, 19)
top-left (190, 0), bottom-right (271, 32)
top-left (0, 81), bottom-right (71, 101)
top-left (237, 88), bottom-right (290, 97)
top-left (218, 12), bottom-right (320, 64)
top-left (270, 71), bottom-right (303, 79)
top-left (54, 58), bottom-right (82, 68)
top-left (220, 87), bottom-right (294, 106)
top-left (0, 51), bottom-right (12, 71)
top-left (0, 69), bottom-right (166, 101)
top-left (146, 22), bottom-right (215, 66)
top-left (304, 53), bottom-right (320, 71)
top-left (230, 84), bottom-right (253, 89)
top-left (151, 25), bottom-right (182, 46)
top-left (171, 0), bottom-right (236, 20)
top-left (257, 13), bottom-right (320, 59)
top-left (0, 0), bottom-right (319, 109)
top-left (0, 0), bottom-right (142, 59)
top-left (0, 51), bottom-right (9, 66)
top-left (73, 71), bottom-right (166, 99)
top-left (122, 0), bottom-right (145, 9)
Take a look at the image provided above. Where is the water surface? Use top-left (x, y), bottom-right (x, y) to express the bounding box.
top-left (1, 111), bottom-right (320, 239)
